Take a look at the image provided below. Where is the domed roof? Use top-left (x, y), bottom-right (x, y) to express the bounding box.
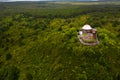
top-left (82, 24), bottom-right (92, 30)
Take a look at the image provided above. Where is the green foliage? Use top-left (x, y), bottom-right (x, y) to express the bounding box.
top-left (0, 66), bottom-right (19, 80)
top-left (0, 2), bottom-right (120, 80)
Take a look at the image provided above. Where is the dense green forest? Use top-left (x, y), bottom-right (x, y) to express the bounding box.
top-left (0, 2), bottom-right (120, 80)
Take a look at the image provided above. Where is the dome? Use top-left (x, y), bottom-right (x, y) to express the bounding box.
top-left (82, 24), bottom-right (92, 30)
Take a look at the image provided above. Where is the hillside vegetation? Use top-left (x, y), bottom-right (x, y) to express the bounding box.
top-left (0, 2), bottom-right (120, 80)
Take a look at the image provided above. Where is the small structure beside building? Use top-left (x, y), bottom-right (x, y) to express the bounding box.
top-left (78, 24), bottom-right (99, 45)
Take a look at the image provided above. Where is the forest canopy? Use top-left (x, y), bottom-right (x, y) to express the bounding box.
top-left (0, 2), bottom-right (120, 80)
